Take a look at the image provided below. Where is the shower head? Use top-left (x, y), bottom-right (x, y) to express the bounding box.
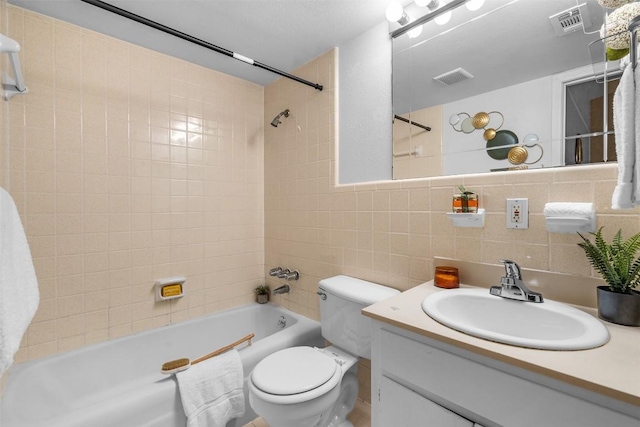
top-left (270, 109), bottom-right (290, 127)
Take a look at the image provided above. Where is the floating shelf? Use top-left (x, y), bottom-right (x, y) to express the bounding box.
top-left (446, 208), bottom-right (485, 228)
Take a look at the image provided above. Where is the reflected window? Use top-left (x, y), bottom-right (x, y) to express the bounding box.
top-left (564, 73), bottom-right (620, 165)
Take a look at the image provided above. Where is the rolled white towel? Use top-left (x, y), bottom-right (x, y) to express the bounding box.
top-left (543, 202), bottom-right (594, 218)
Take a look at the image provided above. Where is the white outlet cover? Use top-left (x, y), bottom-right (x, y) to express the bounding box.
top-left (506, 198), bottom-right (528, 229)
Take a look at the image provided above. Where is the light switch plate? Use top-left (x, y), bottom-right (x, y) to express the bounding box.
top-left (506, 198), bottom-right (528, 229)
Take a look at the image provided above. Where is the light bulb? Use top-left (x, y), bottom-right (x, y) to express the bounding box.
top-left (386, 2), bottom-right (404, 22)
top-left (434, 10), bottom-right (451, 25)
top-left (408, 24), bottom-right (423, 38)
top-left (465, 0), bottom-right (485, 11)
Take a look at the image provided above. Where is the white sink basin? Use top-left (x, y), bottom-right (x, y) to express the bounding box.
top-left (422, 288), bottom-right (610, 350)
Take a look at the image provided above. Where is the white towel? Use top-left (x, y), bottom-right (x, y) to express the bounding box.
top-left (176, 349), bottom-right (245, 427)
top-left (0, 187), bottom-right (39, 376)
top-left (634, 64), bottom-right (640, 204)
top-left (543, 202), bottom-right (594, 218)
top-left (611, 61), bottom-right (637, 209)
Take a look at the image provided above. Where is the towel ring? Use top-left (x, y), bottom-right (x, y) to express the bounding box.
top-left (523, 143), bottom-right (544, 165)
top-left (449, 112), bottom-right (470, 132)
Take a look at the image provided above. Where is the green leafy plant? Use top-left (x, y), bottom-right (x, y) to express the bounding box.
top-left (458, 185), bottom-right (472, 202)
top-left (255, 285), bottom-right (270, 295)
top-left (577, 227), bottom-right (640, 294)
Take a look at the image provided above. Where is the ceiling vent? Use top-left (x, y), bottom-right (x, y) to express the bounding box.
top-left (549, 3), bottom-right (592, 37)
top-left (433, 67), bottom-right (474, 86)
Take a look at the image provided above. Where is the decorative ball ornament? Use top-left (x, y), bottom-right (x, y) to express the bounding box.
top-left (597, 0), bottom-right (633, 9)
top-left (601, 3), bottom-right (640, 50)
top-left (483, 128), bottom-right (496, 141)
top-left (472, 112), bottom-right (490, 129)
top-left (508, 146), bottom-right (528, 165)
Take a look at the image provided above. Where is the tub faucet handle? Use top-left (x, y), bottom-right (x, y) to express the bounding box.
top-left (269, 267), bottom-right (283, 276)
top-left (277, 268), bottom-right (291, 278)
top-left (284, 270), bottom-right (299, 281)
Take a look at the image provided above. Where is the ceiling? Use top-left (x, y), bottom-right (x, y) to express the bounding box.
top-left (9, 0), bottom-right (392, 86)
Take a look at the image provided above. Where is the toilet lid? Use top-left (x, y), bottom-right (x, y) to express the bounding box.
top-left (251, 347), bottom-right (338, 396)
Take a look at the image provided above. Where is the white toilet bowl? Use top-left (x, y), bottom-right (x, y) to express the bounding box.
top-left (248, 346), bottom-right (359, 427)
top-left (249, 276), bottom-right (400, 427)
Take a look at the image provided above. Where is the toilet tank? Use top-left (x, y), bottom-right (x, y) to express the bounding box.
top-left (318, 275), bottom-right (400, 359)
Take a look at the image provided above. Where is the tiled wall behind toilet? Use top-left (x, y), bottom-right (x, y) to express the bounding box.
top-left (1, 6), bottom-right (265, 362)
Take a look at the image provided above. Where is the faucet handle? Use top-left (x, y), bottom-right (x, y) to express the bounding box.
top-left (499, 259), bottom-right (521, 279)
top-left (269, 267), bottom-right (283, 277)
top-left (277, 268), bottom-right (291, 278)
top-left (284, 270), bottom-right (299, 281)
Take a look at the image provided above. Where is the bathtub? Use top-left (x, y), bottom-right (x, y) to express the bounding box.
top-left (0, 303), bottom-right (324, 427)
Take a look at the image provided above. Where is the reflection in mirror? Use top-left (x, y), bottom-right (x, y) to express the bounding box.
top-left (391, 0), bottom-right (619, 179)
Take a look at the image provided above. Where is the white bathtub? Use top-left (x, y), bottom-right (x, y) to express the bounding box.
top-left (0, 303), bottom-right (323, 427)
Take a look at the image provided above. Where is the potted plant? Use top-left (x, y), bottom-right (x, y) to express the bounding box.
top-left (577, 227), bottom-right (640, 326)
top-left (255, 285), bottom-right (270, 304)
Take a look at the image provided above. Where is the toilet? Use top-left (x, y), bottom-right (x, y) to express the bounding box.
top-left (248, 275), bottom-right (400, 427)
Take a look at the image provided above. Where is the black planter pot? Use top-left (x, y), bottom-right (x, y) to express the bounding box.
top-left (596, 286), bottom-right (640, 327)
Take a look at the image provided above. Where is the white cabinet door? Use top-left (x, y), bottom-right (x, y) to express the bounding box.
top-left (379, 376), bottom-right (473, 426)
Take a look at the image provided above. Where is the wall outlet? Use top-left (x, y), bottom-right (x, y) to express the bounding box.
top-left (506, 198), bottom-right (528, 229)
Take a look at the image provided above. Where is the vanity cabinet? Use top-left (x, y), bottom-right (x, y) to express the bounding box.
top-left (379, 376), bottom-right (474, 426)
top-left (370, 321), bottom-right (639, 427)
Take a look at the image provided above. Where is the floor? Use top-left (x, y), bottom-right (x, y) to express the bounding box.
top-left (243, 399), bottom-right (371, 427)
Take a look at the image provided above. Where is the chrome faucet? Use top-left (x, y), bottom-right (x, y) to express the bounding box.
top-left (269, 267), bottom-right (283, 277)
top-left (269, 267), bottom-right (299, 280)
top-left (272, 284), bottom-right (291, 295)
top-left (490, 259), bottom-right (543, 303)
top-left (278, 269), bottom-right (299, 280)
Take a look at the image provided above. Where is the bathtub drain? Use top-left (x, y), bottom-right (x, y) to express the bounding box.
top-left (277, 315), bottom-right (287, 328)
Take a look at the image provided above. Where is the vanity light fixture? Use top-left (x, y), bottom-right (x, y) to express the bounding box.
top-left (390, 0), bottom-right (466, 38)
top-left (386, 2), bottom-right (410, 25)
top-left (434, 9), bottom-right (452, 25)
top-left (415, 0), bottom-right (439, 10)
top-left (408, 24), bottom-right (423, 38)
top-left (465, 0), bottom-right (485, 11)
top-left (387, 1), bottom-right (424, 38)
top-left (414, 0), bottom-right (455, 26)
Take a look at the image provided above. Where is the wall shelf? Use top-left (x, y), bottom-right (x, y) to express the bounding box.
top-left (446, 208), bottom-right (485, 228)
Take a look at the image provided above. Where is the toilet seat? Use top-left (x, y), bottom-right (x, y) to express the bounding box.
top-left (250, 347), bottom-right (343, 404)
top-left (252, 347), bottom-right (338, 395)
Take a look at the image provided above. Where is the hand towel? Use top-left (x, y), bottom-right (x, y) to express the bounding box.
top-left (176, 349), bottom-right (245, 427)
top-left (611, 60), bottom-right (637, 209)
top-left (0, 187), bottom-right (39, 376)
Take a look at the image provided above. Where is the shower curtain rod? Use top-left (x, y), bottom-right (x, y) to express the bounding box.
top-left (394, 115), bottom-right (431, 132)
top-left (80, 0), bottom-right (323, 91)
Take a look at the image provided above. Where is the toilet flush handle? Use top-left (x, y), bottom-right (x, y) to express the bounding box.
top-left (317, 291), bottom-right (327, 300)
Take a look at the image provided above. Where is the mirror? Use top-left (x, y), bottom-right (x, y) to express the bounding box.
top-left (391, 0), bottom-right (615, 179)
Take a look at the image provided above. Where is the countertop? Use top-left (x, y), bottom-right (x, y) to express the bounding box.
top-left (362, 281), bottom-right (640, 408)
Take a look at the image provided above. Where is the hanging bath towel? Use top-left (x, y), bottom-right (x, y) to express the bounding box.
top-left (611, 60), bottom-right (638, 209)
top-left (633, 63), bottom-right (640, 204)
top-left (0, 187), bottom-right (39, 376)
top-left (176, 349), bottom-right (245, 427)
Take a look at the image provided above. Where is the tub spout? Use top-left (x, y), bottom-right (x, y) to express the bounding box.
top-left (272, 284), bottom-right (290, 295)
